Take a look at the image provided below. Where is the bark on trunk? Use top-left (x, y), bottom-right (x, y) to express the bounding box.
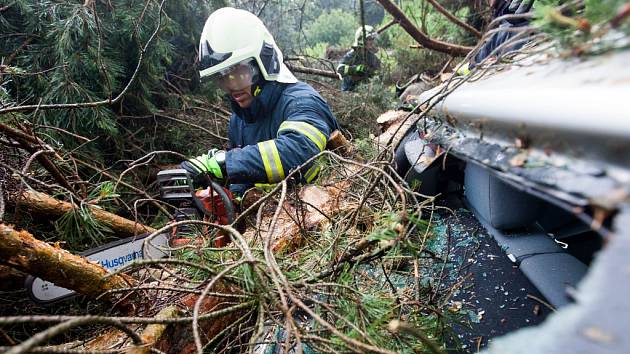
top-left (83, 284), bottom-right (248, 354)
top-left (327, 130), bottom-right (354, 157)
top-left (155, 288), bottom-right (247, 354)
top-left (375, 110), bottom-right (419, 151)
top-left (20, 190), bottom-right (156, 237)
top-left (0, 224), bottom-right (136, 300)
top-left (375, 0), bottom-right (473, 56)
top-left (126, 306), bottom-right (179, 354)
top-left (285, 64), bottom-right (339, 79)
top-left (244, 181), bottom-right (357, 254)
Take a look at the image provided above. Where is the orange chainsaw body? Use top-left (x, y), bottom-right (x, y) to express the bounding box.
top-left (195, 186), bottom-right (234, 247)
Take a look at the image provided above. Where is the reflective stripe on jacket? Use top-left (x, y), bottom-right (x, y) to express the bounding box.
top-left (336, 47), bottom-right (380, 80)
top-left (225, 81), bottom-right (339, 195)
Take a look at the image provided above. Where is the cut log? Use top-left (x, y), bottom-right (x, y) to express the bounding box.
top-left (376, 110), bottom-right (408, 131)
top-left (81, 283), bottom-right (247, 354)
top-left (327, 130), bottom-right (354, 157)
top-left (19, 190), bottom-right (156, 237)
top-left (126, 306), bottom-right (179, 354)
top-left (245, 181), bottom-right (357, 254)
top-left (0, 224), bottom-right (136, 300)
top-left (375, 111), bottom-right (419, 151)
top-left (155, 288), bottom-right (248, 354)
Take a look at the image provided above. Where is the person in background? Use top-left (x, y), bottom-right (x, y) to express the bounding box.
top-left (472, 0), bottom-right (536, 68)
top-left (181, 7), bottom-right (339, 197)
top-left (336, 25), bottom-right (381, 92)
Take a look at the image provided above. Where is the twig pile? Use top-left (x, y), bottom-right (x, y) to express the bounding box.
top-left (0, 148), bottom-right (453, 354)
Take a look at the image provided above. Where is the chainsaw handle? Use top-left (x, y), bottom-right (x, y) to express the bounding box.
top-left (188, 173), bottom-right (236, 225)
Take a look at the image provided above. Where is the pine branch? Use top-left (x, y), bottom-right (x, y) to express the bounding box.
top-left (0, 0), bottom-right (166, 116)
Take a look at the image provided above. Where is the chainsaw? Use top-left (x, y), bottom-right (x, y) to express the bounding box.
top-left (25, 168), bottom-right (236, 304)
top-left (156, 168), bottom-right (237, 247)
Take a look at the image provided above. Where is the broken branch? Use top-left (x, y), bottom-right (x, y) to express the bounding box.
top-left (375, 0), bottom-right (473, 56)
top-left (19, 190), bottom-right (156, 237)
top-left (0, 224), bottom-right (136, 300)
top-left (286, 64), bottom-right (339, 79)
top-left (425, 0), bottom-right (482, 38)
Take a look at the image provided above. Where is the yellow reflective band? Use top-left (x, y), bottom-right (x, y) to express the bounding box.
top-left (304, 164), bottom-right (321, 183)
top-left (257, 140), bottom-right (285, 183)
top-left (254, 183), bottom-right (277, 191)
top-left (278, 121), bottom-right (327, 151)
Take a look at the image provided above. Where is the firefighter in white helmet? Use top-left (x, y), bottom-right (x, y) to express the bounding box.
top-left (336, 25), bottom-right (381, 91)
top-left (181, 7), bottom-right (339, 196)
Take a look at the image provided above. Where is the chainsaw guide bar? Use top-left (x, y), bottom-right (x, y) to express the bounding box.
top-left (25, 232), bottom-right (170, 304)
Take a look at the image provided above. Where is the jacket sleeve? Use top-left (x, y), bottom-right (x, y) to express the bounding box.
top-left (337, 50), bottom-right (356, 76)
top-left (224, 95), bottom-right (335, 185)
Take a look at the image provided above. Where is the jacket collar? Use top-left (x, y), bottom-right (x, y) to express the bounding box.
top-left (231, 81), bottom-right (286, 123)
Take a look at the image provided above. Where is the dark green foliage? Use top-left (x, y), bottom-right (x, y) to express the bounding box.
top-left (53, 181), bottom-right (119, 250)
top-left (0, 0), bottom-right (229, 245)
top-left (0, 0), bottom-right (220, 146)
top-left (535, 1), bottom-right (629, 29)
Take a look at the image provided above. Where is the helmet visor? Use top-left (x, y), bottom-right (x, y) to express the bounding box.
top-left (212, 60), bottom-right (259, 93)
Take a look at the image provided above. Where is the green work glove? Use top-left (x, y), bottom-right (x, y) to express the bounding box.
top-left (354, 64), bottom-right (366, 74)
top-left (456, 62), bottom-right (471, 76)
top-left (180, 149), bottom-right (227, 186)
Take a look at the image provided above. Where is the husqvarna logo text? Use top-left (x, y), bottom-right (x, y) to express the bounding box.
top-left (99, 250), bottom-right (143, 269)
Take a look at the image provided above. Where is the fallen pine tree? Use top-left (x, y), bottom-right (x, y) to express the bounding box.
top-left (0, 148), bottom-right (454, 353)
top-left (17, 190), bottom-right (156, 237)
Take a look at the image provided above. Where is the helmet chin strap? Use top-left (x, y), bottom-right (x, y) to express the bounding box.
top-left (251, 77), bottom-right (266, 97)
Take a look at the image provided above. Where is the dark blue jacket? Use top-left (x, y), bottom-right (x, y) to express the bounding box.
top-left (225, 81), bottom-right (338, 195)
top-left (472, 0), bottom-right (535, 67)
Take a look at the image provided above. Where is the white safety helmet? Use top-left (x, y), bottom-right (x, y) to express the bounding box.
top-left (198, 7), bottom-right (297, 91)
top-left (353, 25), bottom-right (378, 47)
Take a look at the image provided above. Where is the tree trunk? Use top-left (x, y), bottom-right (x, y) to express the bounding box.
top-left (19, 190), bottom-right (156, 237)
top-left (0, 224), bottom-right (136, 300)
top-left (244, 182), bottom-right (357, 254)
top-left (83, 285), bottom-right (248, 354)
top-left (375, 110), bottom-right (419, 151)
top-left (285, 64), bottom-right (339, 79)
top-left (154, 289), bottom-right (248, 354)
top-left (126, 306), bottom-right (179, 354)
top-left (375, 0), bottom-right (473, 56)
